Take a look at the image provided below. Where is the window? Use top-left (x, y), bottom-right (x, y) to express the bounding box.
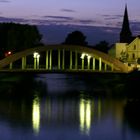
top-left (134, 45), bottom-right (136, 50)
top-left (132, 53), bottom-right (135, 59)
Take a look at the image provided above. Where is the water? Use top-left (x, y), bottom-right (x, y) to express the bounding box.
top-left (0, 73), bottom-right (140, 140)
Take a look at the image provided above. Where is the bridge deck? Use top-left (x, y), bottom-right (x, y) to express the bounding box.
top-left (0, 69), bottom-right (127, 74)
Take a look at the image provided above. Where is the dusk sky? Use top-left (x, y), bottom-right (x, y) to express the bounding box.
top-left (0, 0), bottom-right (140, 45)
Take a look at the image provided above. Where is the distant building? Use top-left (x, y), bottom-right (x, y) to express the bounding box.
top-left (120, 5), bottom-right (134, 43)
top-left (109, 37), bottom-right (140, 64)
top-left (108, 5), bottom-right (140, 67)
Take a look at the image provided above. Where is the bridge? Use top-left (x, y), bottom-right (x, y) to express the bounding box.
top-left (0, 45), bottom-right (133, 73)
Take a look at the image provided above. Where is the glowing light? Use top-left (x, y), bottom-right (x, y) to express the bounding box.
top-left (32, 96), bottom-right (40, 134)
top-left (37, 54), bottom-right (40, 59)
top-left (8, 51), bottom-right (12, 55)
top-left (87, 55), bottom-right (91, 60)
top-left (79, 98), bottom-right (91, 135)
top-left (80, 53), bottom-right (86, 59)
top-left (33, 52), bottom-right (39, 58)
top-left (81, 53), bottom-right (92, 60)
top-left (5, 51), bottom-right (12, 57)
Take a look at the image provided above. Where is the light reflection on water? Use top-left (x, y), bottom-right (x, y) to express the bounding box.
top-left (31, 95), bottom-right (94, 136)
top-left (32, 96), bottom-right (40, 134)
top-left (79, 98), bottom-right (91, 135)
top-left (0, 74), bottom-right (140, 140)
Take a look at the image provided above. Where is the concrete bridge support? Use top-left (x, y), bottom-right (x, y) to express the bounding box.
top-left (58, 50), bottom-right (61, 70)
top-left (70, 51), bottom-right (72, 70)
top-left (62, 50), bottom-right (65, 70)
top-left (82, 58), bottom-right (84, 70)
top-left (9, 63), bottom-right (12, 70)
top-left (22, 56), bottom-right (26, 70)
top-left (99, 57), bottom-right (102, 71)
top-left (46, 51), bottom-right (49, 70)
top-left (49, 50), bottom-right (52, 70)
top-left (92, 57), bottom-right (95, 70)
top-left (75, 51), bottom-right (78, 70)
top-left (87, 56), bottom-right (91, 70)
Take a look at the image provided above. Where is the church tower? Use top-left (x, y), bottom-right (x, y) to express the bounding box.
top-left (120, 5), bottom-right (132, 43)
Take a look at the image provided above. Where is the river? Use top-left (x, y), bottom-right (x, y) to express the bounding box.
top-left (0, 73), bottom-right (140, 140)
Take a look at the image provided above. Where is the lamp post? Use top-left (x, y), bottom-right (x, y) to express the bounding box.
top-left (5, 51), bottom-right (12, 69)
top-left (37, 54), bottom-right (40, 69)
top-left (81, 53), bottom-right (86, 70)
top-left (33, 52), bottom-right (40, 70)
top-left (87, 55), bottom-right (91, 70)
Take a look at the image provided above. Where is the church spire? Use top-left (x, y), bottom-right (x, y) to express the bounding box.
top-left (120, 4), bottom-right (132, 43)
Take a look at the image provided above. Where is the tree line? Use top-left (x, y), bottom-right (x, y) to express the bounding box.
top-left (62, 30), bottom-right (109, 53)
top-left (0, 23), bottom-right (42, 58)
top-left (0, 22), bottom-right (109, 58)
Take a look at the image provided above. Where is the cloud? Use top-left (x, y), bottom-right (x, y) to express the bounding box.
top-left (43, 16), bottom-right (74, 20)
top-left (61, 9), bottom-right (76, 13)
top-left (0, 16), bottom-right (28, 23)
top-left (102, 14), bottom-right (123, 20)
top-left (0, 0), bottom-right (10, 2)
top-left (0, 15), bottom-right (139, 37)
top-left (0, 16), bottom-right (123, 45)
top-left (78, 19), bottom-right (97, 25)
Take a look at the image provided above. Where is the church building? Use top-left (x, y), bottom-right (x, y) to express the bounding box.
top-left (108, 5), bottom-right (140, 66)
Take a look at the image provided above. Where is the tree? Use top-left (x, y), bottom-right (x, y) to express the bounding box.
top-left (120, 51), bottom-right (128, 62)
top-left (94, 40), bottom-right (109, 53)
top-left (63, 30), bottom-right (88, 46)
top-left (0, 23), bottom-right (42, 58)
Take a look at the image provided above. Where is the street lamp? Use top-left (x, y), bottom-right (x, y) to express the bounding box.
top-left (87, 55), bottom-right (91, 70)
top-left (33, 52), bottom-right (40, 69)
top-left (5, 51), bottom-right (12, 57)
top-left (37, 54), bottom-right (40, 69)
top-left (80, 53), bottom-right (86, 59)
top-left (81, 53), bottom-right (92, 70)
top-left (33, 52), bottom-right (39, 59)
top-left (81, 53), bottom-right (86, 70)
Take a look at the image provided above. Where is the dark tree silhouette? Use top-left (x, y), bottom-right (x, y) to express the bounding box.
top-left (0, 23), bottom-right (43, 58)
top-left (63, 30), bottom-right (88, 46)
top-left (94, 40), bottom-right (109, 53)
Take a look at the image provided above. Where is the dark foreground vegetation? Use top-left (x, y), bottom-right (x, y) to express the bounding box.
top-left (0, 23), bottom-right (43, 58)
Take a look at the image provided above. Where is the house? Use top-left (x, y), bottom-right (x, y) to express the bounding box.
top-left (109, 37), bottom-right (140, 64)
top-left (108, 5), bottom-right (140, 68)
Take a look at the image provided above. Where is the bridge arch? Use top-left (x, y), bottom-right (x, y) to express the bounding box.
top-left (0, 45), bottom-right (132, 73)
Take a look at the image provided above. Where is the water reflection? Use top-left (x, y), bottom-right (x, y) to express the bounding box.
top-left (79, 98), bottom-right (91, 135)
top-left (32, 96), bottom-right (40, 134)
top-left (0, 94), bottom-right (140, 140)
top-left (0, 73), bottom-right (47, 98)
top-left (0, 73), bottom-right (140, 140)
top-left (123, 100), bottom-right (140, 133)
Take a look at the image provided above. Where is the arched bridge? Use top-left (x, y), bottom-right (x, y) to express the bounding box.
top-left (0, 45), bottom-right (132, 73)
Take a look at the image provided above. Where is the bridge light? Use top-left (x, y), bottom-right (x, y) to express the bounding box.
top-left (33, 52), bottom-right (40, 69)
top-left (33, 52), bottom-right (39, 58)
top-left (32, 96), bottom-right (40, 134)
top-left (37, 54), bottom-right (40, 59)
top-left (5, 51), bottom-right (12, 57)
top-left (8, 51), bottom-right (12, 55)
top-left (81, 53), bottom-right (86, 59)
top-left (87, 55), bottom-right (91, 60)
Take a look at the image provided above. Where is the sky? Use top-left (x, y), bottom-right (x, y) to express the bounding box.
top-left (0, 0), bottom-right (140, 45)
